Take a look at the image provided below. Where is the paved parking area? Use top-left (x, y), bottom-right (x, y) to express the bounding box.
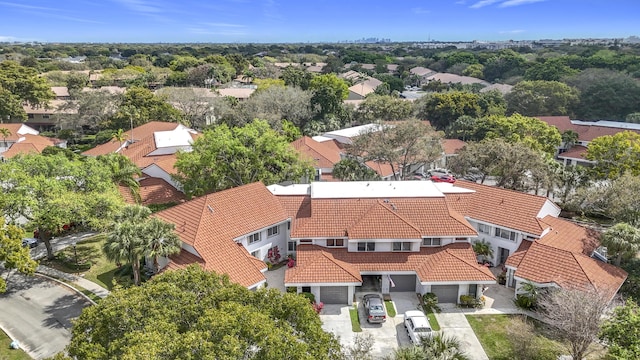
top-left (320, 292), bottom-right (420, 359)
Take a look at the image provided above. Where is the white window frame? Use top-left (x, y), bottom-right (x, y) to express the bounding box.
top-left (357, 242), bottom-right (376, 252)
top-left (422, 237), bottom-right (442, 246)
top-left (326, 239), bottom-right (344, 247)
top-left (393, 241), bottom-right (411, 251)
top-left (248, 232), bottom-right (261, 244)
top-left (267, 225), bottom-right (279, 237)
top-left (251, 250), bottom-right (260, 258)
top-left (495, 228), bottom-right (517, 242)
top-left (478, 223), bottom-right (491, 234)
top-left (288, 241), bottom-right (297, 252)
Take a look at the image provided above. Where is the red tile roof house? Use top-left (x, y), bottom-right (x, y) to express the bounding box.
top-left (0, 123), bottom-right (67, 160)
top-left (82, 121), bottom-right (196, 205)
top-left (537, 116), bottom-right (640, 167)
top-left (150, 179), bottom-right (626, 305)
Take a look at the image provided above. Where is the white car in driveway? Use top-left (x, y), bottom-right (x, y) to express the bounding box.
top-left (404, 310), bottom-right (432, 344)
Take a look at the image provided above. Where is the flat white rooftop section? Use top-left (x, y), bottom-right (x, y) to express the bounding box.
top-left (322, 123), bottom-right (387, 139)
top-left (310, 181), bottom-right (447, 199)
top-left (433, 182), bottom-right (476, 194)
top-left (267, 184), bottom-right (311, 196)
top-left (572, 120), bottom-right (640, 130)
top-left (154, 127), bottom-right (193, 148)
top-left (311, 135), bottom-right (333, 143)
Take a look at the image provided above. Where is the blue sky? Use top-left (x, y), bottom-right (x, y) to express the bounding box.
top-left (0, 0), bottom-right (638, 43)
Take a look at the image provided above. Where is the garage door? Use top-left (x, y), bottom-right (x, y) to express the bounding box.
top-left (431, 285), bottom-right (459, 303)
top-left (320, 286), bottom-right (348, 304)
top-left (389, 275), bottom-right (416, 292)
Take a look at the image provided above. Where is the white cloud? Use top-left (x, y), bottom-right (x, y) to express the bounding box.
top-left (114, 0), bottom-right (161, 13)
top-left (412, 7), bottom-right (430, 14)
top-left (0, 35), bottom-right (17, 41)
top-left (469, 0), bottom-right (501, 9)
top-left (499, 29), bottom-right (525, 34)
top-left (0, 1), bottom-right (59, 11)
top-left (499, 0), bottom-right (545, 7)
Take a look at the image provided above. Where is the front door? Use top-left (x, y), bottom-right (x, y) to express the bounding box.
top-left (498, 247), bottom-right (510, 265)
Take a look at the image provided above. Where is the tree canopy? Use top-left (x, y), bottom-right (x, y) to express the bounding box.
top-left (505, 80), bottom-right (579, 117)
top-left (61, 266), bottom-right (342, 360)
top-left (348, 120), bottom-right (443, 180)
top-left (107, 86), bottom-right (184, 129)
top-left (0, 60), bottom-right (55, 120)
top-left (174, 119), bottom-right (313, 198)
top-left (600, 223), bottom-right (640, 266)
top-left (600, 298), bottom-right (640, 360)
top-left (586, 130), bottom-right (640, 179)
top-left (309, 74), bottom-right (349, 118)
top-left (0, 153), bottom-right (124, 259)
top-left (0, 219), bottom-right (38, 293)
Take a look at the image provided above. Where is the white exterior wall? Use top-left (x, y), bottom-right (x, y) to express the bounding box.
top-left (147, 145), bottom-right (192, 156)
top-left (141, 165), bottom-right (182, 190)
top-left (537, 199), bottom-right (561, 219)
top-left (347, 240), bottom-right (421, 252)
top-left (469, 220), bottom-right (524, 265)
top-left (241, 221), bottom-right (289, 263)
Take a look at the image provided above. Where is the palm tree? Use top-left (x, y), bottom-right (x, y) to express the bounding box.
top-left (386, 346), bottom-right (426, 360)
top-left (472, 240), bottom-right (493, 264)
top-left (0, 127), bottom-right (11, 148)
top-left (561, 130), bottom-right (579, 150)
top-left (143, 217), bottom-right (181, 273)
top-left (601, 222), bottom-right (640, 266)
top-left (111, 128), bottom-right (128, 148)
top-left (99, 153), bottom-right (142, 204)
top-left (104, 221), bottom-right (145, 286)
top-left (419, 334), bottom-right (470, 360)
top-left (104, 205), bottom-right (152, 285)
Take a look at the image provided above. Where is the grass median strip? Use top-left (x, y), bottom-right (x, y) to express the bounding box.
top-left (426, 310), bottom-right (440, 331)
top-left (349, 306), bottom-right (362, 332)
top-left (0, 329), bottom-right (32, 360)
top-left (384, 300), bottom-right (396, 317)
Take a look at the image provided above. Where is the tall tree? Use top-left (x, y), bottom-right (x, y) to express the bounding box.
top-left (143, 217), bottom-right (181, 273)
top-left (600, 299), bottom-right (640, 359)
top-left (505, 80), bottom-right (579, 117)
top-left (356, 94), bottom-right (413, 122)
top-left (600, 223), bottom-right (640, 266)
top-left (62, 266), bottom-right (342, 360)
top-left (174, 119), bottom-right (313, 198)
top-left (332, 158), bottom-right (380, 181)
top-left (108, 86), bottom-right (184, 130)
top-left (413, 91), bottom-right (483, 131)
top-left (0, 154), bottom-right (124, 259)
top-left (0, 127), bottom-right (11, 148)
top-left (348, 120), bottom-right (443, 180)
top-left (537, 288), bottom-right (609, 360)
top-left (97, 153), bottom-right (142, 204)
top-left (0, 219), bottom-right (38, 293)
top-left (0, 61), bottom-right (54, 120)
top-left (309, 74), bottom-right (349, 118)
top-left (586, 130), bottom-right (640, 179)
top-left (569, 173), bottom-right (640, 226)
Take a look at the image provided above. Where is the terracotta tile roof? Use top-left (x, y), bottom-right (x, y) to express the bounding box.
top-left (165, 249), bottom-right (206, 271)
top-left (514, 242), bottom-right (627, 300)
top-left (0, 124), bottom-right (36, 141)
top-left (537, 116), bottom-right (640, 142)
top-left (504, 240), bottom-right (532, 268)
top-left (454, 180), bottom-right (556, 235)
top-left (82, 121), bottom-right (180, 157)
top-left (557, 145), bottom-right (588, 161)
top-left (118, 177), bottom-right (185, 206)
top-left (536, 216), bottom-right (599, 255)
top-left (284, 197), bottom-right (477, 239)
top-left (286, 243), bottom-right (495, 284)
top-left (154, 182), bottom-right (288, 287)
top-left (2, 142), bottom-right (49, 158)
top-left (152, 155), bottom-right (179, 175)
top-left (442, 139), bottom-right (466, 155)
top-left (291, 136), bottom-right (342, 169)
top-left (365, 160), bottom-right (397, 178)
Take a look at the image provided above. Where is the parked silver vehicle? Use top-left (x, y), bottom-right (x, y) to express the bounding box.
top-left (362, 294), bottom-right (386, 323)
top-left (404, 310), bottom-right (432, 343)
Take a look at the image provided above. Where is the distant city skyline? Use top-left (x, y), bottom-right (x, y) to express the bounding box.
top-left (0, 0), bottom-right (638, 43)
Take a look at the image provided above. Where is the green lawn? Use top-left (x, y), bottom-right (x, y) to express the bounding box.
top-left (466, 314), bottom-right (606, 360)
top-left (0, 329), bottom-right (32, 360)
top-left (349, 306), bottom-right (362, 332)
top-left (40, 234), bottom-right (127, 290)
top-left (385, 300), bottom-right (396, 317)
top-left (426, 310), bottom-right (440, 331)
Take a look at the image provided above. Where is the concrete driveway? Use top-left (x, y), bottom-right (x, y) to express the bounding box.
top-left (0, 272), bottom-right (91, 359)
top-left (321, 292), bottom-right (420, 359)
top-left (435, 304), bottom-right (489, 360)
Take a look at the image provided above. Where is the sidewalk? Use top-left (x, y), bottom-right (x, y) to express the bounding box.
top-left (36, 265), bottom-right (110, 299)
top-left (434, 306), bottom-right (489, 360)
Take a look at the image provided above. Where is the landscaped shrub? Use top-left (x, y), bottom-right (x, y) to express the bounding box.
top-left (300, 292), bottom-right (315, 303)
top-left (421, 292), bottom-right (441, 313)
top-left (514, 294), bottom-right (536, 310)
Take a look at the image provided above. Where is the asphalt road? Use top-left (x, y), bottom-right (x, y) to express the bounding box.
top-left (30, 231), bottom-right (96, 261)
top-left (0, 273), bottom-right (92, 359)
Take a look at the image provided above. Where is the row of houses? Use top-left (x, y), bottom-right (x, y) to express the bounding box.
top-left (75, 120), bottom-right (627, 306)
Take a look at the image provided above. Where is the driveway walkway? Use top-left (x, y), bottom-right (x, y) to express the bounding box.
top-left (0, 272), bottom-right (92, 359)
top-left (435, 305), bottom-right (489, 360)
top-left (31, 231), bottom-right (97, 261)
